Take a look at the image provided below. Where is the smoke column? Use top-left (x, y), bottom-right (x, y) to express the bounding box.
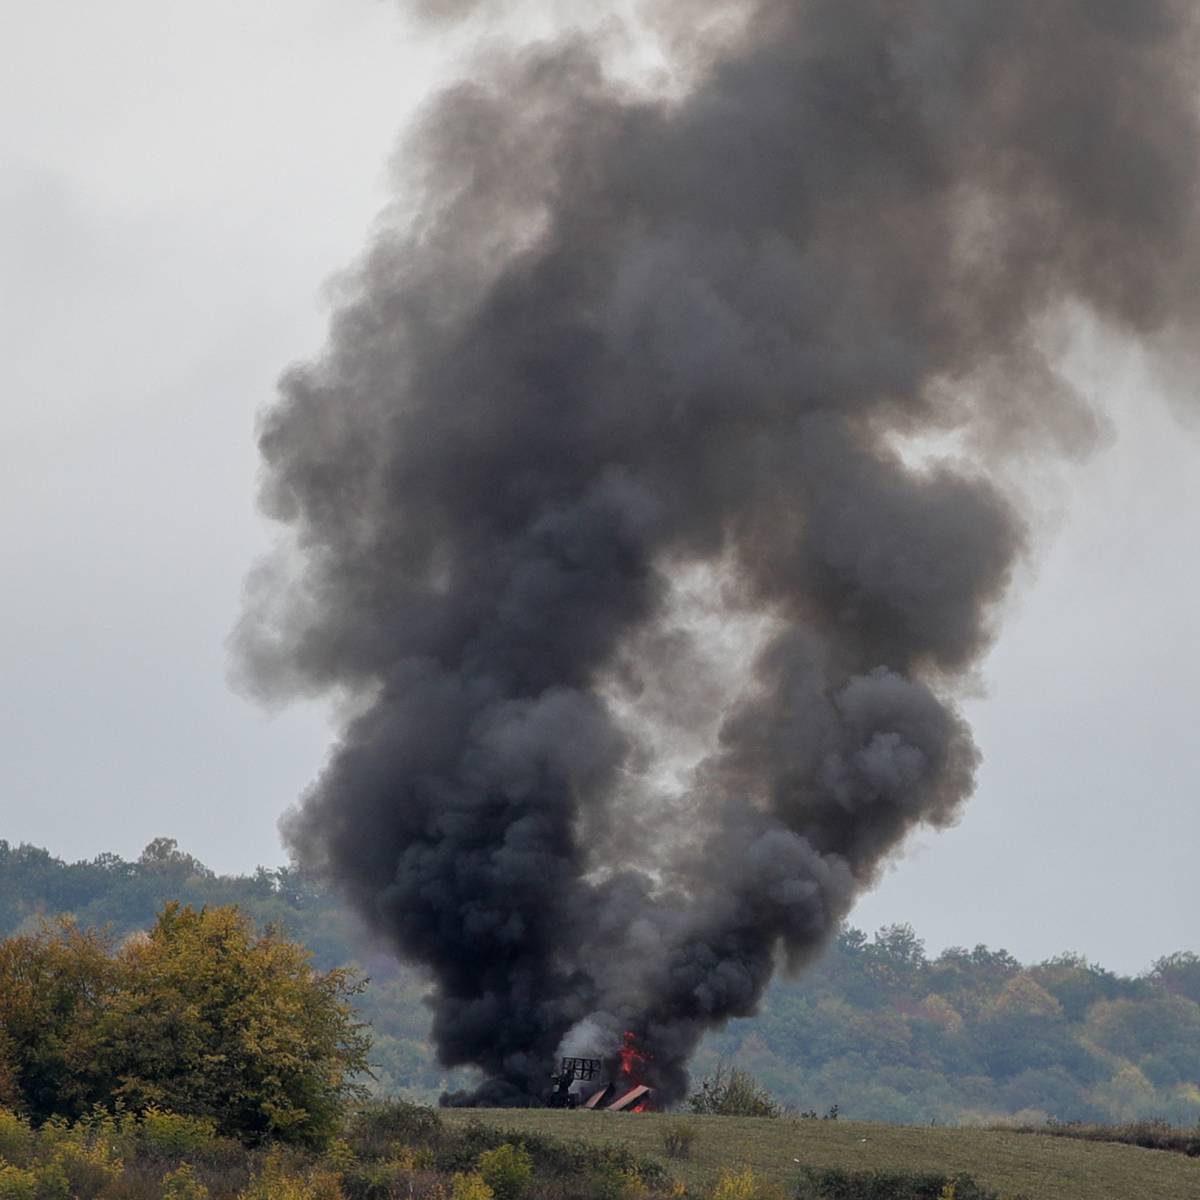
top-left (237, 0), bottom-right (1200, 1104)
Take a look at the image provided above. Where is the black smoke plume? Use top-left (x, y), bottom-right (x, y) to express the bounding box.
top-left (237, 0), bottom-right (1200, 1105)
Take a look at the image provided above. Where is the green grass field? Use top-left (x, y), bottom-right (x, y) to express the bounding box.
top-left (442, 1109), bottom-right (1200, 1200)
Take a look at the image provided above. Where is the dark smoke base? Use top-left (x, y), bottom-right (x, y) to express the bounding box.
top-left (238, 0), bottom-right (1200, 1106)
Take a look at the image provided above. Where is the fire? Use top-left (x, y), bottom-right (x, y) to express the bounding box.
top-left (615, 1032), bottom-right (654, 1110)
top-left (618, 1031), bottom-right (650, 1085)
top-left (580, 1032), bottom-right (656, 1113)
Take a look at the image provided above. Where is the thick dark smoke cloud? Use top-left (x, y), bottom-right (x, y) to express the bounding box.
top-left (237, 0), bottom-right (1200, 1104)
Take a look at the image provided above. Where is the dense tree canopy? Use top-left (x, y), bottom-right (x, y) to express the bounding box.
top-left (0, 901), bottom-right (370, 1146)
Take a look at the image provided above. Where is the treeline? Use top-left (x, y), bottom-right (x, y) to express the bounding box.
top-left (0, 840), bottom-right (471, 1102)
top-left (3, 840), bottom-right (1199, 1125)
top-left (697, 925), bottom-right (1200, 1125)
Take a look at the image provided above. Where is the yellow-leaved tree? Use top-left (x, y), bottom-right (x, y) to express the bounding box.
top-left (0, 904), bottom-right (370, 1147)
top-left (0, 920), bottom-right (118, 1120)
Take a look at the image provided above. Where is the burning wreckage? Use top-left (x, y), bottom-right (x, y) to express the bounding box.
top-left (548, 1035), bottom-right (654, 1112)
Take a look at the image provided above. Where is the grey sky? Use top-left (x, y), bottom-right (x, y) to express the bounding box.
top-left (1, 1), bottom-right (1196, 977)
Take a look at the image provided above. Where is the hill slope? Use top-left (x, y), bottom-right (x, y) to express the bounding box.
top-left (443, 1110), bottom-right (1200, 1200)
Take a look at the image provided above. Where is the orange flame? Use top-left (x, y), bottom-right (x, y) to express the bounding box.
top-left (618, 1030), bottom-right (650, 1082)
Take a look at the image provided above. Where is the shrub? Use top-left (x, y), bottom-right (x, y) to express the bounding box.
top-left (340, 1161), bottom-right (405, 1200)
top-left (307, 1168), bottom-right (346, 1200)
top-left (140, 1109), bottom-right (220, 1159)
top-left (239, 1171), bottom-right (310, 1200)
top-left (392, 1145), bottom-right (435, 1170)
top-left (0, 1165), bottom-right (37, 1200)
top-left (324, 1138), bottom-right (359, 1173)
top-left (555, 1137), bottom-right (665, 1191)
top-left (347, 1101), bottom-right (443, 1159)
top-left (477, 1143), bottom-right (533, 1200)
top-left (709, 1168), bottom-right (780, 1200)
top-left (616, 1167), bottom-right (648, 1199)
top-left (795, 1167), bottom-right (1003, 1200)
top-left (29, 1116), bottom-right (73, 1154)
top-left (47, 1139), bottom-right (123, 1199)
top-left (238, 1154), bottom-right (345, 1200)
top-left (29, 1160), bottom-right (70, 1200)
top-left (573, 1166), bottom-right (646, 1200)
top-left (660, 1121), bottom-right (697, 1160)
top-left (0, 1109), bottom-right (34, 1167)
top-left (341, 1163), bottom-right (444, 1200)
top-left (1013, 1116), bottom-right (1200, 1157)
top-left (162, 1164), bottom-right (210, 1200)
top-left (451, 1171), bottom-right (495, 1200)
top-left (428, 1122), bottom-right (665, 1191)
top-left (433, 1122), bottom-right (508, 1173)
top-left (688, 1064), bottom-right (780, 1118)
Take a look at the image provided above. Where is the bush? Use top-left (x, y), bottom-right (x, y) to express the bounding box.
top-left (661, 1121), bottom-right (697, 1160)
top-left (477, 1143), bottom-right (533, 1200)
top-left (452, 1171), bottom-right (495, 1200)
top-left (140, 1109), bottom-right (220, 1159)
top-left (238, 1153), bottom-right (345, 1200)
top-left (29, 1160), bottom-right (70, 1200)
top-left (46, 1139), bottom-right (123, 1199)
top-left (446, 1127), bottom-right (665, 1191)
top-left (1014, 1116), bottom-right (1200, 1157)
top-left (346, 1101), bottom-right (443, 1159)
top-left (689, 1064), bottom-right (781, 1118)
top-left (571, 1166), bottom-right (646, 1200)
top-left (307, 1168), bottom-right (346, 1200)
top-left (0, 1109), bottom-right (34, 1167)
top-left (162, 1163), bottom-right (210, 1200)
top-left (795, 1168), bottom-right (1003, 1200)
top-left (324, 1138), bottom-right (359, 1174)
top-left (396, 1146), bottom-right (437, 1170)
top-left (709, 1168), bottom-right (780, 1200)
top-left (0, 1165), bottom-right (37, 1200)
top-left (340, 1161), bottom-right (404, 1200)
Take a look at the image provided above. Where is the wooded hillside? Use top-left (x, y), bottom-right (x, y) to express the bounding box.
top-left (3, 839), bottom-right (1197, 1125)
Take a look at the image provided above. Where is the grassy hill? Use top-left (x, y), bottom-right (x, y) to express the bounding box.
top-left (442, 1110), bottom-right (1200, 1200)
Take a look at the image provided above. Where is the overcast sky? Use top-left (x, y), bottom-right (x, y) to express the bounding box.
top-left (2, 1), bottom-right (1196, 976)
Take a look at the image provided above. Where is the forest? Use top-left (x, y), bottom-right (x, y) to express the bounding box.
top-left (2, 839), bottom-right (1198, 1127)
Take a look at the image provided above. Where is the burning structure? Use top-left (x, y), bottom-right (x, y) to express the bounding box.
top-left (547, 1057), bottom-right (599, 1109)
top-left (587, 1033), bottom-right (654, 1112)
top-left (237, 1), bottom-right (1200, 1106)
top-left (548, 1033), bottom-right (655, 1110)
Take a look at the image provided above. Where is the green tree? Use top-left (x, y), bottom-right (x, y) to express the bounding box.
top-left (0, 920), bottom-right (118, 1121)
top-left (1084, 994), bottom-right (1200, 1067)
top-left (99, 904), bottom-right (371, 1146)
top-left (1149, 952), bottom-right (1200, 1005)
top-left (0, 904), bottom-right (370, 1147)
top-left (688, 1062), bottom-right (781, 1117)
top-left (477, 1143), bottom-right (533, 1200)
top-left (1029, 954), bottom-right (1132, 1022)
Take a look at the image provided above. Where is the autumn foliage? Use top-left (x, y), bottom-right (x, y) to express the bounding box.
top-left (0, 904), bottom-right (369, 1147)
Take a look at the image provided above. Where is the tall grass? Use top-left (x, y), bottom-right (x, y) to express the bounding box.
top-left (1007, 1117), bottom-right (1200, 1157)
